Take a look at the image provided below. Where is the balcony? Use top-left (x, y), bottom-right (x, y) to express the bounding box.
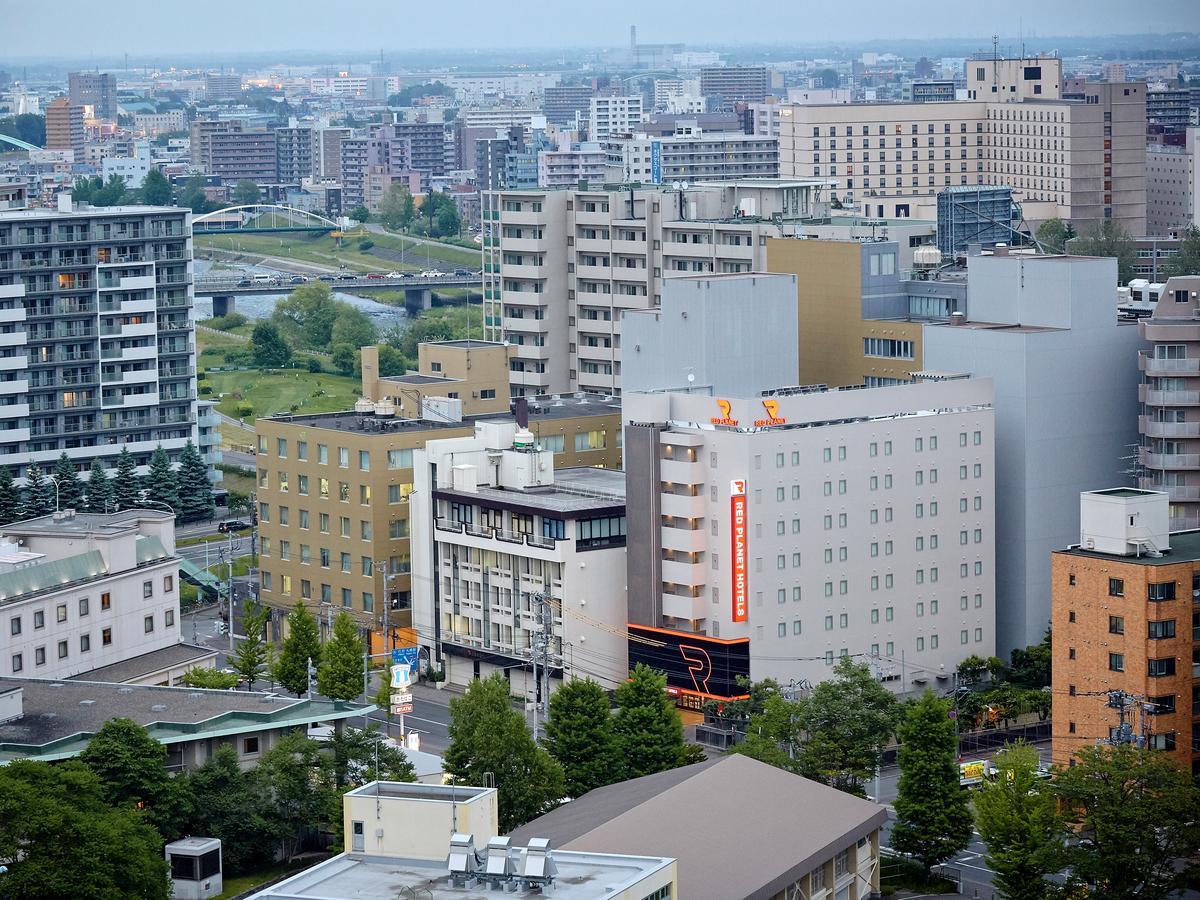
top-left (1140, 355), bottom-right (1200, 375)
top-left (1140, 450), bottom-right (1200, 470)
top-left (1169, 515), bottom-right (1200, 531)
top-left (661, 592), bottom-right (707, 622)
top-left (1141, 386), bottom-right (1200, 406)
top-left (1140, 417), bottom-right (1200, 438)
top-left (1150, 484), bottom-right (1200, 502)
top-left (659, 458), bottom-right (704, 485)
top-left (661, 525), bottom-right (708, 554)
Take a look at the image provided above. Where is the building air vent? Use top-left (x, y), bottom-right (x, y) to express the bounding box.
top-left (79, 699), bottom-right (96, 706)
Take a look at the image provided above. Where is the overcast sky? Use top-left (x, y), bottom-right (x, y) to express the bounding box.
top-left (4, 0), bottom-right (1197, 58)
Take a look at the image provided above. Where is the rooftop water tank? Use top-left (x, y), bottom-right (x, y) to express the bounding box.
top-left (513, 428), bottom-right (536, 451)
top-left (353, 398), bottom-right (374, 414)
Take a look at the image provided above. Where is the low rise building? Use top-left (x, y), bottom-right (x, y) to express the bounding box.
top-left (512, 755), bottom-right (885, 900)
top-left (0, 510), bottom-right (213, 685)
top-left (1050, 489), bottom-right (1198, 775)
top-left (411, 422), bottom-right (628, 695)
top-left (0, 678), bottom-right (368, 769)
top-left (101, 142), bottom-right (154, 189)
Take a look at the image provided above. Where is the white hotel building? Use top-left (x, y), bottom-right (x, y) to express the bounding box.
top-left (622, 376), bottom-right (996, 700)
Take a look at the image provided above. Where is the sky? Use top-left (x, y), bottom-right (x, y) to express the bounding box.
top-left (3, 0), bottom-right (1198, 58)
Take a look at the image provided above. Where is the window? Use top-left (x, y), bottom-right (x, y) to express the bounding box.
top-left (243, 737), bottom-right (260, 755)
top-left (1148, 582), bottom-right (1175, 601)
top-left (318, 444), bottom-right (328, 464)
top-left (165, 609), bottom-right (174, 628)
top-left (1147, 657), bottom-right (1176, 677)
top-left (143, 580), bottom-right (153, 599)
top-left (1109, 615), bottom-right (1125, 635)
top-left (387, 448), bottom-right (413, 469)
top-left (35, 647), bottom-right (45, 666)
top-left (57, 640), bottom-right (68, 659)
top-left (297, 440), bottom-right (307, 461)
top-left (8, 616), bottom-right (18, 636)
top-left (56, 603), bottom-right (67, 623)
top-left (1147, 619), bottom-right (1176, 639)
top-left (144, 615), bottom-right (155, 634)
top-left (574, 430), bottom-right (606, 451)
top-left (102, 627), bottom-right (112, 646)
top-left (359, 485), bottom-right (371, 505)
top-left (164, 575), bottom-right (174, 593)
top-left (338, 447), bottom-right (349, 468)
top-left (1108, 652), bottom-right (1125, 672)
top-left (276, 437), bottom-right (287, 458)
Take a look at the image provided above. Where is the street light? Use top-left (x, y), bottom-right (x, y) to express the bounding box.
top-left (137, 499), bottom-right (177, 516)
top-left (45, 474), bottom-right (61, 512)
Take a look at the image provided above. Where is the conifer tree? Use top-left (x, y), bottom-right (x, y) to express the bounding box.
top-left (22, 465), bottom-right (56, 517)
top-left (274, 602), bottom-right (322, 696)
top-left (176, 440), bottom-right (214, 523)
top-left (142, 445), bottom-right (179, 513)
top-left (317, 612), bottom-right (365, 701)
top-left (112, 447), bottom-right (140, 511)
top-left (544, 678), bottom-right (623, 797)
top-left (84, 459), bottom-right (115, 514)
top-left (0, 465), bottom-right (21, 524)
top-left (52, 452), bottom-right (84, 511)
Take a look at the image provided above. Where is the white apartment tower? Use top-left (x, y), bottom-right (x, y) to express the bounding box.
top-left (589, 96), bottom-right (645, 141)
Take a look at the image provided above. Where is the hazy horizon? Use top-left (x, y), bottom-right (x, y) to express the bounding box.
top-left (3, 0), bottom-right (1198, 61)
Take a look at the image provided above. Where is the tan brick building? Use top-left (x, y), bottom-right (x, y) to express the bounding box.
top-left (1051, 489), bottom-right (1199, 775)
top-left (255, 340), bottom-right (622, 652)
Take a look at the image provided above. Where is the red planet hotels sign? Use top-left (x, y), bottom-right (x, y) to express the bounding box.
top-left (730, 478), bottom-right (748, 622)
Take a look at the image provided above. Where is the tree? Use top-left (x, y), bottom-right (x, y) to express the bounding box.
top-left (142, 444), bottom-right (179, 512)
top-left (349, 204), bottom-right (370, 223)
top-left (320, 725), bottom-right (418, 788)
top-left (317, 611), bottom-right (365, 700)
top-left (377, 183), bottom-right (416, 230)
top-left (231, 602), bottom-right (271, 690)
top-left (253, 731), bottom-right (339, 861)
top-left (184, 745), bottom-right (284, 875)
top-left (180, 667), bottom-right (240, 689)
top-left (112, 445), bottom-right (141, 510)
top-left (732, 692), bottom-right (802, 771)
top-left (1164, 225), bottom-right (1200, 278)
top-left (22, 464), bottom-right (56, 517)
top-left (331, 305), bottom-right (378, 351)
top-left (231, 179), bottom-right (261, 205)
top-left (250, 320), bottom-right (293, 368)
top-left (175, 440), bottom-right (215, 523)
top-left (0, 464), bottom-right (21, 524)
top-left (1008, 631), bottom-right (1051, 688)
top-left (91, 173), bottom-right (129, 206)
top-left (976, 742), bottom-right (1063, 900)
top-left (0, 112), bottom-right (46, 146)
top-left (1035, 217), bottom-right (1074, 254)
top-left (274, 601), bottom-right (322, 696)
top-left (51, 452), bottom-right (84, 511)
top-left (795, 657), bottom-right (902, 796)
top-left (331, 343), bottom-right (357, 375)
top-left (272, 281), bottom-right (339, 349)
top-left (816, 68), bottom-right (840, 88)
top-left (544, 678), bottom-right (622, 798)
top-left (890, 691), bottom-right (973, 874)
top-left (1053, 744), bottom-right (1200, 899)
top-left (176, 173), bottom-right (212, 215)
top-left (612, 663), bottom-right (685, 778)
top-left (444, 674), bottom-right (565, 831)
top-left (1069, 219), bottom-right (1136, 285)
top-left (0, 759), bottom-right (170, 899)
top-left (79, 717), bottom-right (192, 840)
top-left (955, 654), bottom-right (989, 686)
top-left (434, 202), bottom-right (461, 238)
top-left (140, 168), bottom-right (173, 206)
top-left (84, 458), bottom-right (115, 514)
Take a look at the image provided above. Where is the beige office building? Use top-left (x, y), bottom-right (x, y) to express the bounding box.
top-left (481, 179), bottom-right (831, 397)
top-left (255, 341), bottom-right (622, 650)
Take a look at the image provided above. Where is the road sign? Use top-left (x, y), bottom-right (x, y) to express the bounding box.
top-left (391, 646), bottom-right (419, 674)
top-left (390, 703), bottom-right (413, 715)
top-left (390, 691), bottom-right (413, 706)
top-left (389, 664), bottom-right (411, 690)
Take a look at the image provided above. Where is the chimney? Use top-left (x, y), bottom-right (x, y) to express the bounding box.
top-left (360, 345), bottom-right (380, 403)
top-left (950, 311), bottom-right (967, 326)
top-left (514, 397), bottom-right (529, 428)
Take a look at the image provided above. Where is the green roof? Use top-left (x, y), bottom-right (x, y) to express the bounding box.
top-left (0, 551), bottom-right (107, 604)
top-left (136, 534), bottom-right (171, 565)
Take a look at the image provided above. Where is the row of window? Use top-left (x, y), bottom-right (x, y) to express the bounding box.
top-left (258, 438), bottom-right (416, 471)
top-left (1106, 654), bottom-right (1178, 676)
top-left (260, 571), bottom-right (378, 612)
top-left (9, 610), bottom-right (173, 673)
top-left (4, 580), bottom-right (169, 636)
top-left (756, 431), bottom-right (985, 471)
top-left (763, 627), bottom-right (987, 659)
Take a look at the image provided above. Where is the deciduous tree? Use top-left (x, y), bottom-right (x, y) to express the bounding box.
top-left (274, 601), bottom-right (322, 696)
top-left (250, 320), bottom-right (293, 368)
top-left (544, 678), bottom-right (622, 797)
top-left (140, 168), bottom-right (173, 206)
top-left (321, 725), bottom-right (417, 788)
top-left (1069, 219), bottom-right (1136, 285)
top-left (317, 611), bottom-right (364, 700)
top-left (975, 741), bottom-right (1064, 900)
top-left (377, 183), bottom-right (415, 230)
top-left (1053, 744), bottom-right (1200, 899)
top-left (890, 691), bottom-right (973, 874)
top-left (180, 667), bottom-right (240, 690)
top-left (444, 674), bottom-right (565, 831)
top-left (184, 745), bottom-right (284, 875)
top-left (231, 179), bottom-right (261, 205)
top-left (613, 663), bottom-right (685, 778)
top-left (253, 732), bottom-right (339, 861)
top-left (1035, 217), bottom-right (1074, 253)
top-left (1164, 225), bottom-right (1200, 278)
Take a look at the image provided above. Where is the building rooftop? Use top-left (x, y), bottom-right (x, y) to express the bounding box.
top-left (1055, 528), bottom-right (1200, 567)
top-left (264, 394), bottom-right (621, 435)
top-left (248, 849), bottom-right (673, 900)
top-left (1, 508), bottom-right (174, 539)
top-left (435, 466), bottom-right (626, 516)
top-left (430, 339), bottom-right (506, 350)
top-left (0, 203), bottom-right (186, 220)
top-left (381, 373), bottom-right (456, 386)
top-left (0, 677), bottom-right (372, 762)
top-left (66, 643), bottom-right (216, 684)
top-left (510, 755), bottom-right (886, 900)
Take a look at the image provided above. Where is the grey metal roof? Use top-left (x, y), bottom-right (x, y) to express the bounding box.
top-left (67, 643), bottom-right (215, 684)
top-left (509, 755), bottom-right (887, 900)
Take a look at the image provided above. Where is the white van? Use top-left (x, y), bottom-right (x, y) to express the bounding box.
top-left (253, 273), bottom-right (274, 284)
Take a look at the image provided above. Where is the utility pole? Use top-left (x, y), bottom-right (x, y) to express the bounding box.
top-left (530, 592), bottom-right (554, 741)
top-left (1103, 690), bottom-right (1152, 748)
top-left (226, 529), bottom-right (235, 652)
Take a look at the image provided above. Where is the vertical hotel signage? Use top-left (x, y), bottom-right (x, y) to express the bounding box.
top-left (730, 479), bottom-right (748, 622)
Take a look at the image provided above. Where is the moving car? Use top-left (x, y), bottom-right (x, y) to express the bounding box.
top-left (453, 267), bottom-right (471, 276)
top-left (366, 272), bottom-right (386, 280)
top-left (217, 520), bottom-right (250, 533)
top-left (289, 275), bottom-right (308, 284)
top-left (317, 274), bottom-right (337, 282)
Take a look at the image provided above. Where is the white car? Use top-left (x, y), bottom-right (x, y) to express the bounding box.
top-left (419, 270), bottom-right (442, 278)
top-left (386, 271), bottom-right (403, 278)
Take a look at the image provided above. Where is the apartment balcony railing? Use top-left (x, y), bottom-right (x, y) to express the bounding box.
top-left (1142, 389), bottom-right (1200, 406)
top-left (1140, 355), bottom-right (1200, 375)
top-left (1140, 451), bottom-right (1200, 470)
top-left (1140, 418), bottom-right (1200, 438)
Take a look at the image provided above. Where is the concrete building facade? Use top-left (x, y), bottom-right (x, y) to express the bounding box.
top-left (699, 66), bottom-right (770, 111)
top-left (275, 126), bottom-right (318, 184)
top-left (68, 71), bottom-right (118, 121)
top-left (1146, 128), bottom-right (1199, 236)
top-left (622, 376), bottom-right (997, 698)
top-left (44, 97), bottom-right (85, 157)
top-left (605, 131), bottom-right (780, 183)
top-left (207, 131), bottom-right (278, 184)
top-left (588, 96), bottom-right (644, 141)
top-left (0, 197), bottom-right (199, 479)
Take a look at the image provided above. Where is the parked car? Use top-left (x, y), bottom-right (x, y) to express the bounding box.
top-left (218, 520), bottom-right (249, 533)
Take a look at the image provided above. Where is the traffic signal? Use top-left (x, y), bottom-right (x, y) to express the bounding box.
top-left (212, 620), bottom-right (227, 636)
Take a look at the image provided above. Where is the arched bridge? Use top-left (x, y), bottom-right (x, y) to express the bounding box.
top-left (0, 133), bottom-right (41, 152)
top-left (193, 205), bottom-right (341, 234)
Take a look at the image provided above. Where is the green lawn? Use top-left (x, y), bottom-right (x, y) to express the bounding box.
top-left (217, 463), bottom-right (256, 496)
top-left (213, 857), bottom-right (329, 899)
top-left (206, 368), bottom-right (361, 420)
top-left (195, 230), bottom-right (480, 273)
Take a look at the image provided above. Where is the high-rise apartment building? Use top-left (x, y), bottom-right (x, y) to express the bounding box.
top-left (1051, 489), bottom-right (1198, 774)
top-left (207, 131), bottom-right (278, 184)
top-left (204, 74), bottom-right (242, 101)
top-left (339, 128), bottom-right (412, 210)
top-left (1138, 276), bottom-right (1200, 529)
top-left (0, 195), bottom-right (198, 479)
top-left (390, 121), bottom-right (448, 179)
top-left (1146, 128), bottom-right (1199, 235)
top-left (589, 96), bottom-right (644, 141)
top-left (537, 140), bottom-right (606, 187)
top-left (317, 127), bottom-right (352, 180)
top-left (699, 66), bottom-right (770, 112)
top-left (480, 179), bottom-right (829, 397)
top-left (44, 97), bottom-right (85, 157)
top-left (543, 85), bottom-right (595, 126)
top-left (623, 370), bottom-right (997, 702)
top-left (189, 118), bottom-right (245, 173)
top-left (275, 126), bottom-right (318, 184)
top-left (68, 71), bottom-right (118, 121)
top-left (254, 341), bottom-right (622, 649)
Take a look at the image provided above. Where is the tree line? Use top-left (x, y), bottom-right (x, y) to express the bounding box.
top-left (1036, 219), bottom-right (1200, 286)
top-left (0, 443), bottom-right (214, 527)
top-left (0, 716), bottom-right (416, 897)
